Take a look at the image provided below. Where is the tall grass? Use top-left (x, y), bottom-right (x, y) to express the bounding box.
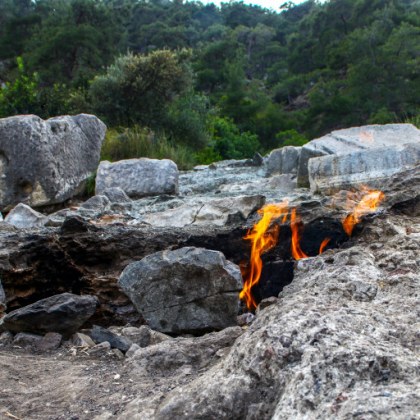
top-left (101, 126), bottom-right (197, 170)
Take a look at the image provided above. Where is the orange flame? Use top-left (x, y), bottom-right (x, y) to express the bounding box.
top-left (290, 208), bottom-right (308, 260)
top-left (342, 188), bottom-right (385, 236)
top-left (319, 237), bottom-right (331, 254)
top-left (239, 202), bottom-right (288, 310)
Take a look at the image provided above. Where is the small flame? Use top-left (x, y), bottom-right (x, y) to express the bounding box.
top-left (290, 208), bottom-right (308, 260)
top-left (342, 188), bottom-right (385, 236)
top-left (319, 237), bottom-right (331, 254)
top-left (239, 202), bottom-right (288, 310)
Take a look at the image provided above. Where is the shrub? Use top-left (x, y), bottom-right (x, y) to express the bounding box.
top-left (101, 126), bottom-right (197, 170)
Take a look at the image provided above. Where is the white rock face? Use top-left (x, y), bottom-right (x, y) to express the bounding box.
top-left (5, 203), bottom-right (48, 228)
top-left (0, 114), bottom-right (106, 211)
top-left (141, 195), bottom-right (265, 228)
top-left (265, 146), bottom-right (301, 176)
top-left (95, 158), bottom-right (179, 198)
top-left (297, 124), bottom-right (420, 187)
top-left (309, 143), bottom-right (420, 193)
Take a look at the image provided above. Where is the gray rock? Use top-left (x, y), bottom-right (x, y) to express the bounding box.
top-left (102, 187), bottom-right (131, 203)
top-left (88, 325), bottom-right (132, 352)
top-left (308, 143), bottom-right (420, 194)
top-left (128, 326), bottom-right (243, 374)
top-left (0, 278), bottom-right (5, 313)
top-left (71, 332), bottom-right (95, 348)
top-left (88, 341), bottom-right (111, 356)
top-left (119, 247), bottom-right (243, 334)
top-left (2, 293), bottom-right (98, 335)
top-left (0, 331), bottom-right (13, 345)
top-left (297, 123), bottom-right (420, 187)
top-left (80, 195), bottom-right (111, 212)
top-left (0, 114), bottom-right (106, 211)
top-left (4, 203), bottom-right (48, 228)
top-left (266, 146), bottom-right (301, 176)
top-left (142, 195), bottom-right (265, 228)
top-left (125, 343), bottom-right (141, 358)
top-left (121, 325), bottom-right (172, 348)
top-left (121, 226), bottom-right (419, 420)
top-left (13, 332), bottom-right (43, 349)
top-left (36, 332), bottom-right (62, 352)
top-left (95, 158), bottom-right (179, 198)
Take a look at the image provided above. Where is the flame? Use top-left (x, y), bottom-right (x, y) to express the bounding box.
top-left (239, 202), bottom-right (288, 310)
top-left (319, 237), bottom-right (331, 254)
top-left (290, 208), bottom-right (309, 260)
top-left (342, 188), bottom-right (385, 236)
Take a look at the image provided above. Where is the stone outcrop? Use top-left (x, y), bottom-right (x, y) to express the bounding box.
top-left (119, 247), bottom-right (243, 334)
top-left (121, 215), bottom-right (420, 419)
top-left (4, 203), bottom-right (48, 228)
top-left (1, 293), bottom-right (98, 335)
top-left (309, 142), bottom-right (420, 193)
top-left (265, 145), bottom-right (301, 176)
top-left (0, 114), bottom-right (106, 211)
top-left (95, 158), bottom-right (179, 198)
top-left (297, 123), bottom-right (420, 187)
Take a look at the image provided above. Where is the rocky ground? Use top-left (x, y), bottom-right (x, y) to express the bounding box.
top-left (0, 122), bottom-right (419, 419)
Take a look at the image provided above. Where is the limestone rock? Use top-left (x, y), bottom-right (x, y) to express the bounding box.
top-left (0, 114), bottom-right (106, 211)
top-left (36, 332), bottom-right (62, 352)
top-left (13, 332), bottom-right (43, 349)
top-left (80, 195), bottom-right (111, 212)
top-left (101, 187), bottom-right (131, 203)
top-left (0, 278), bottom-right (5, 313)
top-left (121, 325), bottom-right (172, 348)
top-left (4, 203), bottom-right (48, 228)
top-left (119, 247), bottom-right (243, 334)
top-left (71, 332), bottom-right (95, 348)
top-left (142, 195), bottom-right (265, 228)
top-left (121, 227), bottom-right (419, 420)
top-left (266, 146), bottom-right (301, 176)
top-left (297, 123), bottom-right (420, 187)
top-left (88, 325), bottom-right (132, 352)
top-left (128, 326), bottom-right (243, 374)
top-left (95, 158), bottom-right (179, 198)
top-left (309, 143), bottom-right (420, 194)
top-left (2, 293), bottom-right (98, 335)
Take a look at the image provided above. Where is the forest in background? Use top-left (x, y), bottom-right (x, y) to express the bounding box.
top-left (0, 0), bottom-right (419, 168)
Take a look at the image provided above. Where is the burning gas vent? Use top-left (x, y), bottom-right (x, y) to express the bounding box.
top-left (240, 188), bottom-right (385, 311)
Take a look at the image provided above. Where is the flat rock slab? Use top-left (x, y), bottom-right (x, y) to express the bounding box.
top-left (309, 143), bottom-right (420, 193)
top-left (142, 195), bottom-right (265, 228)
top-left (2, 293), bottom-right (98, 335)
top-left (95, 158), bottom-right (179, 198)
top-left (0, 114), bottom-right (106, 211)
top-left (119, 247), bottom-right (243, 334)
top-left (297, 123), bottom-right (420, 187)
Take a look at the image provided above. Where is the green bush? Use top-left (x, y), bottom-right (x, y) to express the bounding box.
top-left (199, 116), bottom-right (260, 162)
top-left (101, 126), bottom-right (197, 170)
top-left (275, 129), bottom-right (308, 147)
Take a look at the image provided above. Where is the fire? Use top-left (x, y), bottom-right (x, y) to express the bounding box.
top-left (239, 202), bottom-right (288, 311)
top-left (319, 237), bottom-right (331, 254)
top-left (290, 208), bottom-right (308, 260)
top-left (342, 188), bottom-right (385, 236)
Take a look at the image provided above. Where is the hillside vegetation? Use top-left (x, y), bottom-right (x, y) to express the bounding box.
top-left (0, 0), bottom-right (419, 167)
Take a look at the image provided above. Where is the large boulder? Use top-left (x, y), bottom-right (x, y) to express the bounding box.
top-left (309, 143), bottom-right (420, 193)
top-left (118, 247), bottom-right (243, 334)
top-left (95, 158), bottom-right (179, 198)
top-left (297, 124), bottom-right (420, 187)
top-left (0, 114), bottom-right (106, 211)
top-left (1, 293), bottom-right (98, 335)
top-left (265, 146), bottom-right (301, 176)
